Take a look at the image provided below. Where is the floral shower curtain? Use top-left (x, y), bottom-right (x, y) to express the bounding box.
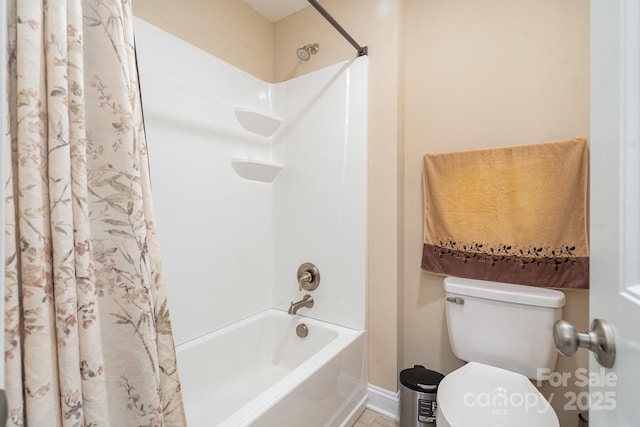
top-left (4, 1), bottom-right (186, 426)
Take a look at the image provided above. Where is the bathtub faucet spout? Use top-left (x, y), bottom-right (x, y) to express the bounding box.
top-left (288, 294), bottom-right (314, 315)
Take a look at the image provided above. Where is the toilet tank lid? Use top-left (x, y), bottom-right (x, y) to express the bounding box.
top-left (444, 277), bottom-right (566, 308)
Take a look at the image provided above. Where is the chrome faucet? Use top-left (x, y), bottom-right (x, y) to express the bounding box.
top-left (288, 294), bottom-right (314, 315)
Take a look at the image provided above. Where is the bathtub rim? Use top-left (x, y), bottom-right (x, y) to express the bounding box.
top-left (175, 308), bottom-right (363, 353)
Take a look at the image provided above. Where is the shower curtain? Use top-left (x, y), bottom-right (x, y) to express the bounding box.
top-left (4, 1), bottom-right (186, 426)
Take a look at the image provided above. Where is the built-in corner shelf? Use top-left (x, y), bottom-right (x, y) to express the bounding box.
top-left (231, 158), bottom-right (283, 183)
top-left (234, 107), bottom-right (283, 137)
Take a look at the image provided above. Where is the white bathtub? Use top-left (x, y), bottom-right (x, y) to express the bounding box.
top-left (176, 309), bottom-right (367, 426)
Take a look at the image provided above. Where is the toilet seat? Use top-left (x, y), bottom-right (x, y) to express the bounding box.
top-left (437, 362), bottom-right (559, 427)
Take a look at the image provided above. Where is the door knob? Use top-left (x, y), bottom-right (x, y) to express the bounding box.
top-left (553, 319), bottom-right (616, 368)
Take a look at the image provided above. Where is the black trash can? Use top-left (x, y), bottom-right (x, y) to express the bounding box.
top-left (399, 365), bottom-right (444, 427)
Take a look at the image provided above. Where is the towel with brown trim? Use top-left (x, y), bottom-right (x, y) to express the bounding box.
top-left (421, 138), bottom-right (589, 288)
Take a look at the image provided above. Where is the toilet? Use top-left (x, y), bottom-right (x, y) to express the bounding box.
top-left (437, 276), bottom-right (565, 427)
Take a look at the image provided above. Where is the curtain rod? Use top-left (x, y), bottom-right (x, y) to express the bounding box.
top-left (307, 0), bottom-right (368, 56)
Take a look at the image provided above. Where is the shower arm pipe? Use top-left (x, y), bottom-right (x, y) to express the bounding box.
top-left (307, 0), bottom-right (368, 57)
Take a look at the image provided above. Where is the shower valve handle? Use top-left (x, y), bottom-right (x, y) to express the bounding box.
top-left (298, 271), bottom-right (312, 290)
top-left (297, 262), bottom-right (320, 291)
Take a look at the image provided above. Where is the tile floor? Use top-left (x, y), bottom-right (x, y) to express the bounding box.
top-left (354, 408), bottom-right (398, 427)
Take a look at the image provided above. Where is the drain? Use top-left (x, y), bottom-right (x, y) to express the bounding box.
top-left (296, 323), bottom-right (309, 338)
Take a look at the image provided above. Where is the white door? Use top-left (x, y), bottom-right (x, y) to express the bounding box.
top-left (590, 0), bottom-right (640, 425)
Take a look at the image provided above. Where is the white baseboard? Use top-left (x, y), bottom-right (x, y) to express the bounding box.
top-left (366, 383), bottom-right (399, 421)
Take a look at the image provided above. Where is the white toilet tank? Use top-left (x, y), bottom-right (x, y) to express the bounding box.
top-left (444, 277), bottom-right (566, 380)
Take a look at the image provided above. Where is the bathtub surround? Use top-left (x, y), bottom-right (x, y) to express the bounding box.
top-left (134, 17), bottom-right (275, 345)
top-left (272, 58), bottom-right (367, 331)
top-left (134, 18), bottom-right (367, 425)
top-left (4, 2), bottom-right (185, 425)
top-left (135, 17), bottom-right (367, 341)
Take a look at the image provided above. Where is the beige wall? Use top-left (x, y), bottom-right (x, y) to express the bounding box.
top-left (133, 0), bottom-right (274, 82)
top-left (403, 1), bottom-right (590, 425)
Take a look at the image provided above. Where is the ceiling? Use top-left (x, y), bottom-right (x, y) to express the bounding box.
top-left (242, 0), bottom-right (310, 23)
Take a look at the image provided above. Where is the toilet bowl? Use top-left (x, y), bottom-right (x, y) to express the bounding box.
top-left (437, 277), bottom-right (566, 427)
top-left (437, 362), bottom-right (558, 427)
